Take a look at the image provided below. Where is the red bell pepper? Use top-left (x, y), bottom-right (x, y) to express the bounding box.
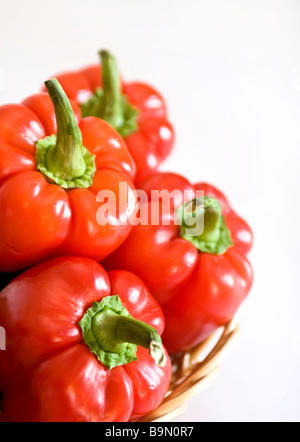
top-left (0, 257), bottom-right (171, 422)
top-left (0, 78), bottom-right (137, 273)
top-left (104, 172), bottom-right (254, 354)
top-left (49, 50), bottom-right (175, 184)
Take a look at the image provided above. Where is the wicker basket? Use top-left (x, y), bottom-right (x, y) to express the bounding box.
top-left (136, 316), bottom-right (240, 422)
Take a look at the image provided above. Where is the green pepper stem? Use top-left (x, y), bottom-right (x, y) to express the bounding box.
top-left (178, 196), bottom-right (233, 255)
top-left (186, 198), bottom-right (222, 241)
top-left (44, 79), bottom-right (86, 181)
top-left (92, 307), bottom-right (166, 368)
top-left (80, 50), bottom-right (139, 138)
top-left (99, 50), bottom-right (124, 130)
top-left (79, 296), bottom-right (166, 370)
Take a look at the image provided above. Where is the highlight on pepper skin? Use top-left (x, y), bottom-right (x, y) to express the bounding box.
top-left (0, 327), bottom-right (6, 351)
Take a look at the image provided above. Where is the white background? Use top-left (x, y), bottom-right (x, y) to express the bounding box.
top-left (1, 0), bottom-right (299, 422)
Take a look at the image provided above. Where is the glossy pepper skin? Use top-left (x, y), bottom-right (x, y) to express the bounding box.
top-left (104, 172), bottom-right (254, 354)
top-left (0, 257), bottom-right (171, 422)
top-left (49, 50), bottom-right (175, 184)
top-left (0, 79), bottom-right (137, 273)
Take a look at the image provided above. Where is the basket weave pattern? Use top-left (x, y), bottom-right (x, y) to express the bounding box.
top-left (136, 316), bottom-right (240, 422)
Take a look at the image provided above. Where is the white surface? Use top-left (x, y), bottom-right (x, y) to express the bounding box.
top-left (1, 0), bottom-right (299, 422)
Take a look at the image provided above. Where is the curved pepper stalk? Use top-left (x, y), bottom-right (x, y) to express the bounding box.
top-left (79, 295), bottom-right (166, 370)
top-left (36, 79), bottom-right (96, 189)
top-left (80, 50), bottom-right (139, 138)
top-left (177, 196), bottom-right (233, 255)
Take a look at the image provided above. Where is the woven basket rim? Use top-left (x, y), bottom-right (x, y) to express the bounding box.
top-left (136, 316), bottom-right (240, 422)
